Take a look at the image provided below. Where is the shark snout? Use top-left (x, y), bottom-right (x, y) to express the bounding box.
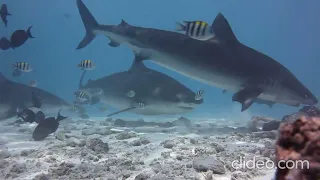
top-left (303, 94), bottom-right (318, 105)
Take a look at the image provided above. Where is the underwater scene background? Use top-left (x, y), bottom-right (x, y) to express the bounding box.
top-left (1, 0), bottom-right (319, 120)
top-left (0, 0), bottom-right (319, 180)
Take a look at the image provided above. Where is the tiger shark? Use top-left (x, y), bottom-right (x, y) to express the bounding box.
top-left (75, 0), bottom-right (318, 111)
top-left (0, 72), bottom-right (70, 120)
top-left (78, 61), bottom-right (203, 116)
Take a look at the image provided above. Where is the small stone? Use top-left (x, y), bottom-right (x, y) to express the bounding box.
top-left (32, 173), bottom-right (50, 180)
top-left (20, 149), bottom-right (36, 157)
top-left (115, 132), bottom-right (137, 140)
top-left (0, 149), bottom-right (10, 159)
top-left (193, 156), bottom-right (225, 174)
top-left (86, 138), bottom-right (109, 153)
top-left (163, 140), bottom-right (175, 149)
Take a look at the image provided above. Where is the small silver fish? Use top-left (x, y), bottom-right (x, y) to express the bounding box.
top-left (176, 21), bottom-right (215, 41)
top-left (78, 60), bottom-right (95, 70)
top-left (126, 90), bottom-right (135, 98)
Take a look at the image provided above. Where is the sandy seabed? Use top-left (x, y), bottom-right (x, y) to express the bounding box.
top-left (0, 116), bottom-right (276, 180)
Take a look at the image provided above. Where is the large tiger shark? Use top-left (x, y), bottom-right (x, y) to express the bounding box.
top-left (78, 61), bottom-right (203, 116)
top-left (0, 72), bottom-right (70, 120)
top-left (75, 0), bottom-right (318, 111)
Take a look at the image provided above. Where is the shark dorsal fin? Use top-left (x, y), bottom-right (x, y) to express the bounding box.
top-left (119, 19), bottom-right (129, 27)
top-left (212, 13), bottom-right (239, 45)
top-left (87, 79), bottom-right (93, 85)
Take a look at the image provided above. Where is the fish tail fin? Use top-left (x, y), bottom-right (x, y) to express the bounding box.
top-left (76, 0), bottom-right (99, 50)
top-left (175, 21), bottom-right (186, 31)
top-left (57, 109), bottom-right (68, 121)
top-left (212, 13), bottom-right (239, 45)
top-left (27, 26), bottom-right (34, 38)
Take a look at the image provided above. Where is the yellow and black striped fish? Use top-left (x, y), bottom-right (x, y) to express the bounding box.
top-left (176, 21), bottom-right (215, 41)
top-left (12, 62), bottom-right (32, 72)
top-left (74, 91), bottom-right (89, 101)
top-left (78, 60), bottom-right (95, 70)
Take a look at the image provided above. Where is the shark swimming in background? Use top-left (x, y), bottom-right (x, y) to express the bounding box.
top-left (0, 72), bottom-right (70, 120)
top-left (78, 61), bottom-right (204, 117)
top-left (75, 0), bottom-right (318, 111)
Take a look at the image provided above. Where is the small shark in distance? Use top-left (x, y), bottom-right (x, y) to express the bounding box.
top-left (75, 0), bottom-right (318, 111)
top-left (0, 72), bottom-right (70, 120)
top-left (78, 61), bottom-right (204, 117)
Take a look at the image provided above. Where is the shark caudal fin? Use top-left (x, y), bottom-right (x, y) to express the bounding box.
top-left (212, 13), bottom-right (239, 46)
top-left (76, 0), bottom-right (99, 49)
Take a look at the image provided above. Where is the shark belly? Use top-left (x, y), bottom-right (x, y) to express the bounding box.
top-left (148, 50), bottom-right (243, 92)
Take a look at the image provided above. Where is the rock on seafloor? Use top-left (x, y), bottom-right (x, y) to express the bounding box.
top-left (0, 116), bottom-right (279, 180)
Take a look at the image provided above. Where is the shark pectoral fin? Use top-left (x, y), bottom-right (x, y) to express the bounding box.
top-left (90, 96), bottom-right (100, 105)
top-left (222, 89), bottom-right (227, 94)
top-left (107, 107), bottom-right (136, 117)
top-left (108, 40), bottom-right (120, 47)
top-left (232, 87), bottom-right (263, 112)
top-left (31, 92), bottom-right (42, 108)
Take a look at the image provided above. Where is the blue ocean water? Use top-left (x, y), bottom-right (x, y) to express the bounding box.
top-left (0, 0), bottom-right (319, 121)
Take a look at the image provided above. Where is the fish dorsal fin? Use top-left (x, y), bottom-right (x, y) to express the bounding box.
top-left (119, 19), bottom-right (129, 27)
top-left (129, 61), bottom-right (148, 72)
top-left (212, 13), bottom-right (239, 45)
top-left (0, 72), bottom-right (7, 83)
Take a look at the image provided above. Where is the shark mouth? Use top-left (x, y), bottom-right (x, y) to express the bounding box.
top-left (177, 106), bottom-right (194, 110)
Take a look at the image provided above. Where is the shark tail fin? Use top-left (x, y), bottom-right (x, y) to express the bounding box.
top-left (76, 0), bottom-right (99, 50)
top-left (27, 26), bottom-right (34, 38)
top-left (175, 21), bottom-right (186, 31)
top-left (212, 13), bottom-right (239, 45)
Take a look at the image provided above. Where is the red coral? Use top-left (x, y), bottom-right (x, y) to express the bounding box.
top-left (275, 116), bottom-right (320, 180)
